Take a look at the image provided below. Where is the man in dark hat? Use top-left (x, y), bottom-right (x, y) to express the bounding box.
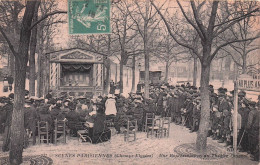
top-left (190, 97), bottom-right (201, 132)
top-left (39, 105), bottom-right (53, 132)
top-left (156, 88), bottom-right (165, 116)
top-left (66, 102), bottom-right (81, 136)
top-left (114, 98), bottom-right (128, 134)
top-left (246, 101), bottom-right (259, 161)
top-left (238, 100), bottom-right (250, 152)
top-left (45, 90), bottom-right (53, 100)
top-left (8, 93), bottom-right (14, 100)
top-left (133, 99), bottom-right (145, 131)
top-left (185, 96), bottom-right (194, 129)
top-left (238, 90), bottom-right (246, 104)
top-left (109, 80), bottom-right (116, 95)
top-left (7, 75), bottom-right (13, 92)
top-left (24, 98), bottom-right (38, 146)
top-left (50, 101), bottom-right (62, 121)
top-left (217, 92), bottom-right (231, 143)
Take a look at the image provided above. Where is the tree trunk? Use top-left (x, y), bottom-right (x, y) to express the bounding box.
top-left (44, 55), bottom-right (50, 96)
top-left (42, 55), bottom-right (47, 97)
top-left (144, 44), bottom-right (149, 98)
top-left (131, 55), bottom-right (136, 93)
top-left (29, 4), bottom-right (39, 97)
top-left (10, 55), bottom-right (15, 77)
top-left (242, 54), bottom-right (247, 74)
top-left (9, 1), bottom-right (37, 164)
top-left (10, 1), bottom-right (20, 77)
top-left (119, 59), bottom-right (124, 93)
top-left (193, 57), bottom-right (197, 86)
top-left (224, 56), bottom-right (231, 82)
top-left (195, 61), bottom-right (211, 154)
top-left (36, 27), bottom-right (44, 97)
top-left (105, 63), bottom-right (110, 95)
top-left (36, 54), bottom-right (42, 97)
top-left (105, 34), bottom-right (111, 95)
top-left (144, 0), bottom-right (150, 98)
top-left (115, 64), bottom-right (117, 83)
top-left (164, 61), bottom-right (169, 83)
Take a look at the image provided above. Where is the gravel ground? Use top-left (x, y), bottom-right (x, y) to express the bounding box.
top-left (0, 123), bottom-right (258, 165)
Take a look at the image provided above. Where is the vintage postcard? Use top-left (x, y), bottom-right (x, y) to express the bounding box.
top-left (0, 0), bottom-right (259, 164)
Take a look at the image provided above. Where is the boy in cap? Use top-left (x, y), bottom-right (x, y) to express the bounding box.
top-left (190, 97), bottom-right (201, 133)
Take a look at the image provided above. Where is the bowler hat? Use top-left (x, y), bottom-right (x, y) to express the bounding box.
top-left (8, 93), bottom-right (14, 99)
top-left (238, 91), bottom-right (246, 97)
top-left (248, 101), bottom-right (256, 107)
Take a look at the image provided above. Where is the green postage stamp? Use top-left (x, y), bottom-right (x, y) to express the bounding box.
top-left (68, 0), bottom-right (111, 34)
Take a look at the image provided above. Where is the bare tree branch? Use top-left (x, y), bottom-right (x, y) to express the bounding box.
top-left (151, 0), bottom-right (201, 60)
top-left (29, 10), bottom-right (67, 30)
top-left (190, 0), bottom-right (207, 39)
top-left (210, 36), bottom-right (260, 61)
top-left (0, 26), bottom-right (18, 58)
top-left (176, 0), bottom-right (205, 41)
top-left (213, 7), bottom-right (259, 37)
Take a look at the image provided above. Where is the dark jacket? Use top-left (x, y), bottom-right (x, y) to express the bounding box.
top-left (246, 108), bottom-right (259, 131)
top-left (66, 110), bottom-right (80, 122)
top-left (218, 98), bottom-right (230, 112)
top-left (238, 107), bottom-right (250, 128)
top-left (4, 103), bottom-right (13, 127)
top-left (39, 110), bottom-right (53, 131)
top-left (92, 113), bottom-right (106, 134)
top-left (24, 106), bottom-right (37, 131)
top-left (50, 107), bottom-right (61, 120)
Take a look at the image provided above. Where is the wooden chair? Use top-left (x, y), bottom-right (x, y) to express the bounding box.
top-left (37, 121), bottom-right (51, 144)
top-left (77, 129), bottom-right (92, 143)
top-left (68, 121), bottom-right (85, 137)
top-left (54, 119), bottom-right (66, 144)
top-left (96, 126), bottom-right (111, 144)
top-left (143, 113), bottom-right (155, 132)
top-left (105, 118), bottom-right (114, 128)
top-left (161, 117), bottom-right (171, 137)
top-left (147, 118), bottom-right (162, 138)
top-left (124, 119), bottom-right (138, 142)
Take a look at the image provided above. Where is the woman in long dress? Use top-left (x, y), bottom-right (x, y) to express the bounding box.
top-left (105, 94), bottom-right (117, 117)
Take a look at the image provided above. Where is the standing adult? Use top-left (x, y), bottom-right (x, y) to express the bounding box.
top-left (246, 101), bottom-right (259, 161)
top-left (24, 99), bottom-right (37, 146)
top-left (7, 75), bottom-right (14, 92)
top-left (238, 101), bottom-right (250, 152)
top-left (3, 74), bottom-right (8, 92)
top-left (105, 94), bottom-right (117, 117)
top-left (109, 81), bottom-right (115, 94)
top-left (66, 102), bottom-right (80, 136)
top-left (217, 92), bottom-right (231, 143)
top-left (133, 100), bottom-right (144, 131)
top-left (45, 90), bottom-right (53, 100)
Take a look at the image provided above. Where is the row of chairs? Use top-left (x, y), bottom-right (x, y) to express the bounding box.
top-left (37, 113), bottom-right (171, 145)
top-left (145, 113), bottom-right (171, 138)
top-left (37, 119), bottom-right (67, 145)
top-left (123, 113), bottom-right (171, 142)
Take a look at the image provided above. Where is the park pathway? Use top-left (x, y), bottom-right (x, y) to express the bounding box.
top-left (0, 122), bottom-right (258, 165)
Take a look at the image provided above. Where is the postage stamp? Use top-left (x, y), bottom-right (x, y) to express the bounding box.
top-left (68, 0), bottom-right (111, 34)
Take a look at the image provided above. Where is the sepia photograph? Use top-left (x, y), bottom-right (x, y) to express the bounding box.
top-left (0, 0), bottom-right (259, 164)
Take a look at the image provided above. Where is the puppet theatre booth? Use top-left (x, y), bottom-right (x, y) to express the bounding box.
top-left (47, 48), bottom-right (107, 98)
